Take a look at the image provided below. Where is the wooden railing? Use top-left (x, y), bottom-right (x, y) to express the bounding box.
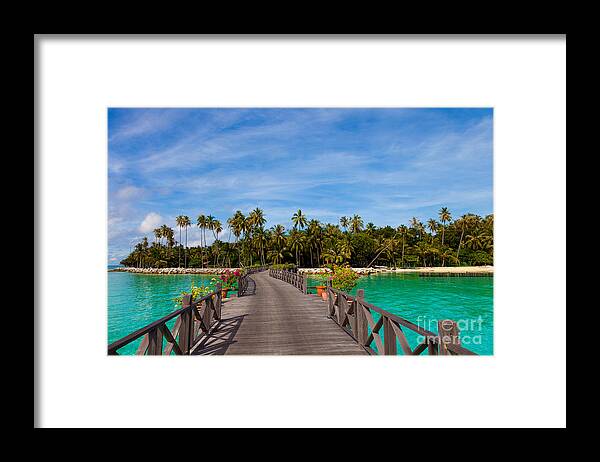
top-left (269, 268), bottom-right (307, 294)
top-left (326, 283), bottom-right (477, 356)
top-left (107, 284), bottom-right (223, 355)
top-left (237, 266), bottom-right (268, 296)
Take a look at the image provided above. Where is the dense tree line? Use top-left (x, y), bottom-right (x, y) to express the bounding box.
top-left (120, 208), bottom-right (493, 269)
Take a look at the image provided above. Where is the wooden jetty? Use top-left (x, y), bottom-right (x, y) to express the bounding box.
top-left (108, 268), bottom-right (476, 356)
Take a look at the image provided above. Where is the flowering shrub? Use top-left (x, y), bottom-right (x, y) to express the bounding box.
top-left (174, 280), bottom-right (217, 307)
top-left (219, 269), bottom-right (240, 288)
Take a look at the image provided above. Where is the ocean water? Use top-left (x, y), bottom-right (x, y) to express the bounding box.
top-left (108, 273), bottom-right (219, 354)
top-left (108, 272), bottom-right (493, 355)
top-left (308, 273), bottom-right (493, 355)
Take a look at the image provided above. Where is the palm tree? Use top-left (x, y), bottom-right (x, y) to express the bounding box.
top-left (246, 208), bottom-right (265, 265)
top-left (339, 216), bottom-right (349, 232)
top-left (175, 215), bottom-right (186, 267)
top-left (414, 242), bottom-right (430, 267)
top-left (253, 227), bottom-right (268, 265)
top-left (206, 215), bottom-right (216, 238)
top-left (240, 215), bottom-right (254, 265)
top-left (271, 224), bottom-right (286, 249)
top-left (268, 247), bottom-right (291, 265)
top-left (307, 219), bottom-right (322, 267)
top-left (197, 214), bottom-right (207, 268)
top-left (212, 219), bottom-right (222, 240)
top-left (181, 216), bottom-right (191, 267)
top-left (123, 208), bottom-right (494, 270)
top-left (206, 215), bottom-right (218, 266)
top-left (322, 240), bottom-right (351, 265)
top-left (249, 207), bottom-right (266, 229)
top-left (427, 219), bottom-right (438, 243)
top-left (160, 225), bottom-right (174, 258)
top-left (483, 214), bottom-right (494, 233)
top-left (438, 247), bottom-right (457, 267)
top-left (228, 211), bottom-right (245, 266)
top-left (350, 214), bottom-right (363, 233)
top-left (322, 247), bottom-right (344, 265)
top-left (395, 225), bottom-right (407, 268)
top-left (292, 209), bottom-right (307, 230)
top-left (339, 238), bottom-right (353, 261)
top-left (456, 214), bottom-right (476, 263)
top-left (288, 230), bottom-right (305, 266)
top-left (141, 236), bottom-right (149, 267)
top-left (438, 207), bottom-right (452, 246)
top-left (212, 219), bottom-right (223, 266)
top-left (153, 227), bottom-right (162, 246)
top-left (409, 217), bottom-right (426, 242)
top-left (383, 237), bottom-right (399, 267)
top-left (465, 230), bottom-right (492, 251)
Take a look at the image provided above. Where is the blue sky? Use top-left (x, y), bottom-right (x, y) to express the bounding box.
top-left (108, 108), bottom-right (493, 263)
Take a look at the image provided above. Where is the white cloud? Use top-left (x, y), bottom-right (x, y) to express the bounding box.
top-left (116, 185), bottom-right (145, 200)
top-left (139, 212), bottom-right (162, 233)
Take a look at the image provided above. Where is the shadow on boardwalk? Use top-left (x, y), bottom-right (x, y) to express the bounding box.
top-left (190, 314), bottom-right (246, 355)
top-left (191, 271), bottom-right (367, 355)
top-left (190, 276), bottom-right (256, 355)
top-left (239, 276), bottom-right (256, 297)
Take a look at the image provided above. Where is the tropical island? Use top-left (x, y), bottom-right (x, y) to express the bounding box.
top-left (116, 207), bottom-right (493, 273)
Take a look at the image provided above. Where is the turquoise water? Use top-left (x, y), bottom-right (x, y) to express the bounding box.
top-left (108, 273), bottom-right (218, 354)
top-left (108, 272), bottom-right (493, 355)
top-left (308, 273), bottom-right (493, 355)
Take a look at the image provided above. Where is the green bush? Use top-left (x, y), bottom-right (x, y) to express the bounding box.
top-left (330, 265), bottom-right (360, 292)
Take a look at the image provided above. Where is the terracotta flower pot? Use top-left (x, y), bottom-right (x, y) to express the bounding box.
top-left (315, 285), bottom-right (326, 296)
top-left (321, 291), bottom-right (328, 301)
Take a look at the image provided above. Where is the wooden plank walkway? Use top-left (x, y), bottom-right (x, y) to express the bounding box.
top-left (190, 271), bottom-right (367, 355)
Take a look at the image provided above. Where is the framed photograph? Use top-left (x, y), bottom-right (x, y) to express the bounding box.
top-left (107, 107), bottom-right (493, 357)
top-left (35, 35), bottom-right (566, 428)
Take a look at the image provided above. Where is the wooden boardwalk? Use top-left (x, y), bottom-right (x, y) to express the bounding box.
top-left (190, 271), bottom-right (367, 355)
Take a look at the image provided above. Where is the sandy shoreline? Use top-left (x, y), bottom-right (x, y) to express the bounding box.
top-left (298, 266), bottom-right (493, 275)
top-left (109, 267), bottom-right (241, 275)
top-left (109, 266), bottom-right (493, 275)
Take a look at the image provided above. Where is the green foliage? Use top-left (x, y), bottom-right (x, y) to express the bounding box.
top-left (461, 249), bottom-right (493, 266)
top-left (330, 265), bottom-right (360, 292)
top-left (121, 209), bottom-right (494, 270)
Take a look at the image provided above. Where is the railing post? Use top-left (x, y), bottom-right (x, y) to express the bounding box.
top-left (147, 328), bottom-right (162, 355)
top-left (383, 315), bottom-right (397, 355)
top-left (337, 293), bottom-right (345, 325)
top-left (215, 283), bottom-right (222, 320)
top-left (302, 274), bottom-right (307, 294)
top-left (326, 279), bottom-right (333, 317)
top-left (355, 289), bottom-right (367, 346)
top-left (349, 297), bottom-right (357, 337)
top-left (438, 319), bottom-right (460, 355)
top-left (179, 294), bottom-right (192, 354)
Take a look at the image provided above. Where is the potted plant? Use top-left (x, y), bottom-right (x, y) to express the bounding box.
top-left (219, 269), bottom-right (241, 299)
top-left (312, 272), bottom-right (330, 299)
